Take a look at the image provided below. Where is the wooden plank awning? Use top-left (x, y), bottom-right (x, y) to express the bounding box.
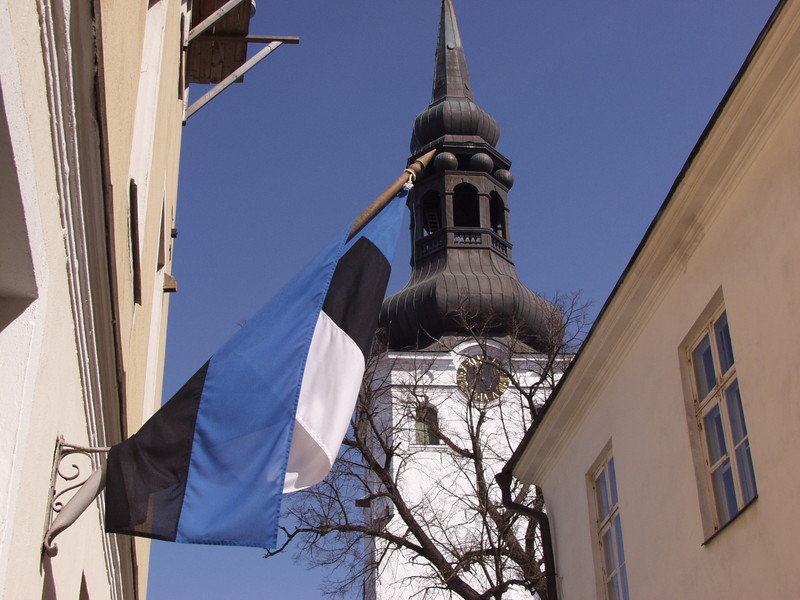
top-left (187, 0), bottom-right (252, 84)
top-left (183, 0), bottom-right (298, 120)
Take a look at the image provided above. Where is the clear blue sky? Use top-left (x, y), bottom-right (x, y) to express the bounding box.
top-left (147, 1), bottom-right (778, 598)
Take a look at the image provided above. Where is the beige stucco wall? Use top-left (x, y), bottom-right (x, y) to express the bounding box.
top-left (513, 1), bottom-right (800, 598)
top-left (0, 0), bottom-right (185, 597)
top-left (98, 0), bottom-right (184, 435)
top-left (0, 0), bottom-right (92, 595)
top-left (98, 2), bottom-right (185, 593)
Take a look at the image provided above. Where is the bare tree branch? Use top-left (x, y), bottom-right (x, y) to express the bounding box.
top-left (267, 292), bottom-right (591, 599)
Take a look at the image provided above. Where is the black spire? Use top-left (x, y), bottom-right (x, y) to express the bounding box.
top-left (410, 0), bottom-right (500, 154)
top-left (379, 0), bottom-right (557, 352)
top-left (431, 0), bottom-right (472, 104)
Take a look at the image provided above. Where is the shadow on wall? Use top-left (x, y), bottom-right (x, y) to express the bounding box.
top-left (40, 556), bottom-right (56, 600)
top-left (0, 84), bottom-right (38, 332)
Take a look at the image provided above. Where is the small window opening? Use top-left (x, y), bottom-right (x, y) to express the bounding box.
top-left (157, 201), bottom-right (167, 270)
top-left (688, 309), bottom-right (757, 529)
top-left (415, 405), bottom-right (440, 446)
top-left (421, 192), bottom-right (442, 236)
top-left (593, 455), bottom-right (630, 600)
top-left (453, 184), bottom-right (480, 228)
top-left (489, 193), bottom-right (505, 238)
top-left (129, 179), bottom-right (142, 305)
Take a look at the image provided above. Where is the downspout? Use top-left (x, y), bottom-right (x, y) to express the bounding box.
top-left (495, 470), bottom-right (558, 600)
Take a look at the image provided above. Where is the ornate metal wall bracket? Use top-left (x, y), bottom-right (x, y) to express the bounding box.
top-left (43, 436), bottom-right (110, 557)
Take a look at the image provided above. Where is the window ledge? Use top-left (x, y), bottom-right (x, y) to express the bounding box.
top-left (701, 495), bottom-right (758, 546)
top-left (409, 444), bottom-right (447, 453)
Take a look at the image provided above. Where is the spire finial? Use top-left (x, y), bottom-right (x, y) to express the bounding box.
top-left (410, 0), bottom-right (499, 153)
top-left (431, 0), bottom-right (474, 104)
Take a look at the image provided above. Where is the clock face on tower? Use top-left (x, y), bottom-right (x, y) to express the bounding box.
top-left (456, 356), bottom-right (510, 403)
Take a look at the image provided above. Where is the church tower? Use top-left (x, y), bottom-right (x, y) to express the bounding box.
top-left (362, 2), bottom-right (560, 599)
top-left (380, 0), bottom-right (555, 353)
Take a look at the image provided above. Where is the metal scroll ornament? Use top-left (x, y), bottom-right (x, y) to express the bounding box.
top-left (43, 436), bottom-right (109, 557)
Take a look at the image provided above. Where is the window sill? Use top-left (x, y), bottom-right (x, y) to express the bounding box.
top-left (409, 444), bottom-right (447, 453)
top-left (701, 495), bottom-right (758, 546)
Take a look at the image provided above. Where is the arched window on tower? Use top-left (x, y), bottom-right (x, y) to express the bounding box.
top-left (489, 192), bottom-right (506, 239)
top-left (420, 191), bottom-right (442, 236)
top-left (415, 404), bottom-right (440, 446)
top-left (453, 184), bottom-right (480, 228)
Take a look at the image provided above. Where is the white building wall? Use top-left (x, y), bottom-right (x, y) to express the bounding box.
top-left (513, 3), bottom-right (800, 598)
top-left (367, 341), bottom-right (553, 600)
top-left (0, 0), bottom-right (72, 591)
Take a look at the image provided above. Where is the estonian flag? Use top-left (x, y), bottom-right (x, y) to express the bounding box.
top-left (104, 193), bottom-right (405, 548)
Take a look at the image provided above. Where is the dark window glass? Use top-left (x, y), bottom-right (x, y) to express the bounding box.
top-left (415, 405), bottom-right (440, 446)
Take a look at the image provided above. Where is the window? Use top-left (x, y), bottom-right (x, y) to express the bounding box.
top-left (593, 455), bottom-right (629, 600)
top-left (415, 405), bottom-right (440, 446)
top-left (489, 192), bottom-right (505, 238)
top-left (129, 179), bottom-right (142, 305)
top-left (689, 309), bottom-right (756, 528)
top-left (421, 192), bottom-right (442, 236)
top-left (452, 184), bottom-right (480, 228)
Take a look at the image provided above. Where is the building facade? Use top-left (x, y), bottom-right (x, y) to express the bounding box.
top-left (0, 0), bottom-right (188, 597)
top-left (507, 0), bottom-right (800, 598)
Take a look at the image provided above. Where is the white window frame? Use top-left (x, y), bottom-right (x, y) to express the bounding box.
top-left (687, 308), bottom-right (757, 532)
top-left (591, 451), bottom-right (630, 600)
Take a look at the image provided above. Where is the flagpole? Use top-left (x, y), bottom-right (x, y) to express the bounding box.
top-left (348, 149), bottom-right (436, 241)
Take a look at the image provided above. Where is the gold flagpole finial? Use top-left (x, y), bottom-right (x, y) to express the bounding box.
top-left (348, 149), bottom-right (437, 240)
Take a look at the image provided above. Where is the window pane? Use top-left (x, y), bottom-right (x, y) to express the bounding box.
top-left (415, 406), bottom-right (439, 445)
top-left (603, 529), bottom-right (617, 570)
top-left (703, 404), bottom-right (727, 464)
top-left (692, 334), bottom-right (716, 399)
top-left (608, 457), bottom-right (618, 507)
top-left (596, 472), bottom-right (610, 520)
top-left (620, 564), bottom-right (630, 600)
top-left (595, 455), bottom-right (629, 600)
top-left (415, 420), bottom-right (427, 445)
top-left (429, 408), bottom-right (440, 445)
top-left (614, 516), bottom-right (626, 565)
top-left (735, 440), bottom-right (758, 505)
top-left (725, 380), bottom-right (747, 444)
top-left (607, 577), bottom-right (619, 600)
top-left (711, 459), bottom-right (737, 524)
top-left (714, 312), bottom-right (735, 374)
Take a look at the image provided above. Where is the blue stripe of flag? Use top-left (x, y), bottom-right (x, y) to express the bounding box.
top-left (175, 193), bottom-right (405, 547)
